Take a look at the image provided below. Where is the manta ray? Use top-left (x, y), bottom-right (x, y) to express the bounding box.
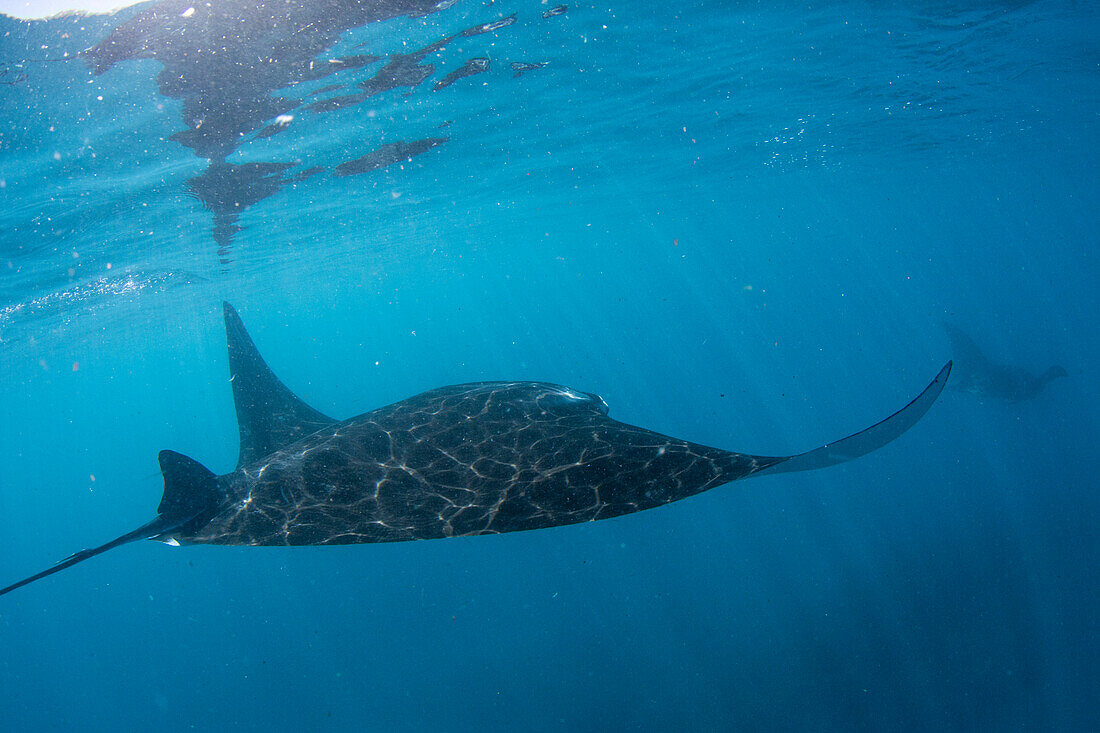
top-left (0, 304), bottom-right (951, 597)
top-left (943, 324), bottom-right (1066, 403)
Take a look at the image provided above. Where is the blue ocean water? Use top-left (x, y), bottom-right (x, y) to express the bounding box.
top-left (0, 0), bottom-right (1096, 729)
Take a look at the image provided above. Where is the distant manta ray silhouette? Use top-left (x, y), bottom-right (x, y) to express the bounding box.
top-left (1, 304), bottom-right (951, 597)
top-left (943, 324), bottom-right (1066, 403)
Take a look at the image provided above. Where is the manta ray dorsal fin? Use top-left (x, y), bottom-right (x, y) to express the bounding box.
top-left (223, 303), bottom-right (336, 468)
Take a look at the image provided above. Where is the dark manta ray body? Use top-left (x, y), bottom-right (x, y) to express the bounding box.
top-left (943, 324), bottom-right (1066, 403)
top-left (1, 305), bottom-right (951, 596)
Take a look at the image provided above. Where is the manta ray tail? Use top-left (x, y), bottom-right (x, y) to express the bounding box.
top-left (752, 361), bottom-right (952, 476)
top-left (0, 450), bottom-right (220, 597)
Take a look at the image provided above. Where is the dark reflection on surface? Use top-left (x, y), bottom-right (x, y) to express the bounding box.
top-left (510, 60), bottom-right (547, 78)
top-left (434, 57), bottom-right (490, 91)
top-left (355, 14), bottom-right (515, 96)
top-left (81, 1), bottom-right (442, 158)
top-left (187, 163), bottom-right (327, 263)
top-left (78, 1), bottom-right (530, 260)
top-left (308, 83), bottom-right (346, 97)
top-left (333, 138), bottom-right (449, 177)
top-left (187, 162), bottom-right (294, 262)
top-left (304, 54), bottom-right (381, 80)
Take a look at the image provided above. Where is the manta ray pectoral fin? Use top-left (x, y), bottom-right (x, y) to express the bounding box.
top-left (223, 302), bottom-right (336, 469)
top-left (0, 450), bottom-right (221, 598)
top-left (752, 361), bottom-right (952, 477)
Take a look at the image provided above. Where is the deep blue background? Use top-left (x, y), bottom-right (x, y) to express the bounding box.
top-left (1, 0), bottom-right (1096, 730)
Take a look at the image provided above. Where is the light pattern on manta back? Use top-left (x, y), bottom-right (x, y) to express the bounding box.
top-left (194, 381), bottom-right (780, 546)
